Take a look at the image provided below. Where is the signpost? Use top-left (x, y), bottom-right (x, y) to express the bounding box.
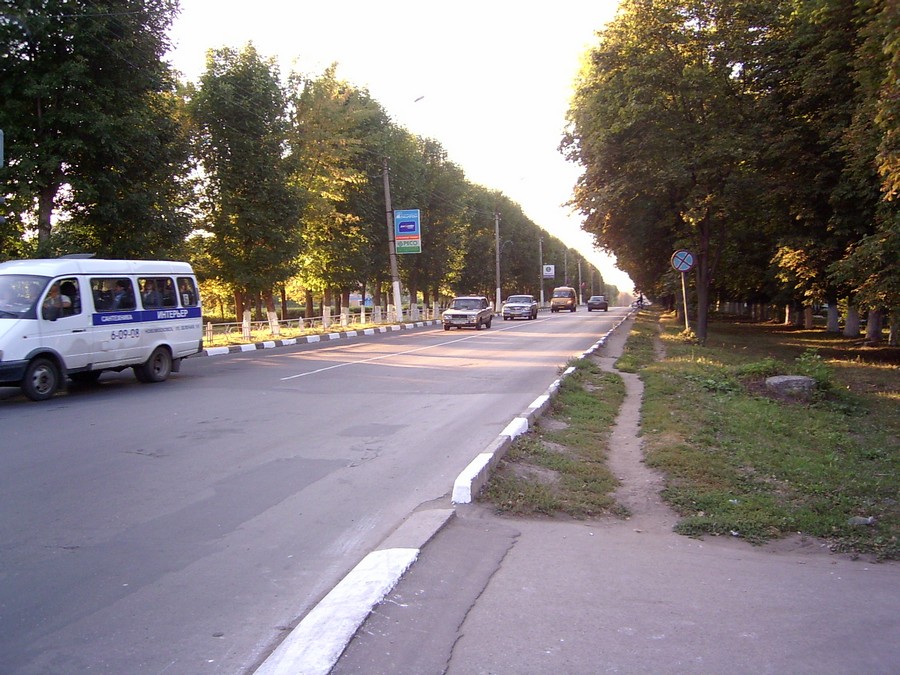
top-left (671, 249), bottom-right (695, 332)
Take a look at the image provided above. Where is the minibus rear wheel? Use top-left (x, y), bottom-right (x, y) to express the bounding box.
top-left (23, 357), bottom-right (61, 401)
top-left (135, 346), bottom-right (172, 383)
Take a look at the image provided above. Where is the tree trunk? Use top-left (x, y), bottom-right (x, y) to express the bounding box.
top-left (373, 278), bottom-right (383, 309)
top-left (826, 305), bottom-right (840, 333)
top-left (280, 286), bottom-right (288, 320)
top-left (889, 310), bottom-right (898, 346)
top-left (233, 289), bottom-right (245, 321)
top-left (695, 278), bottom-right (708, 342)
top-left (263, 290), bottom-right (279, 336)
top-left (304, 289), bottom-right (314, 325)
top-left (407, 275), bottom-right (418, 312)
top-left (803, 306), bottom-right (814, 329)
top-left (844, 305), bottom-right (861, 337)
top-left (37, 182), bottom-right (57, 244)
top-left (865, 309), bottom-right (882, 345)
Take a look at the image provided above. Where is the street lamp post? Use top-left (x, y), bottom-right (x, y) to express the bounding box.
top-left (494, 211), bottom-right (501, 312)
top-left (538, 236), bottom-right (544, 305)
top-left (577, 259), bottom-right (583, 304)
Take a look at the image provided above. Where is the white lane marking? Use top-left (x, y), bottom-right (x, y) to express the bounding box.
top-left (279, 324), bottom-right (528, 381)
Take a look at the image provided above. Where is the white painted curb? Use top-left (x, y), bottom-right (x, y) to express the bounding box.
top-left (254, 548), bottom-right (418, 675)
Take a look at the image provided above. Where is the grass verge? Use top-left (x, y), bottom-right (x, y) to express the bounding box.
top-left (481, 358), bottom-right (626, 518)
top-left (643, 311), bottom-right (898, 559)
top-left (481, 309), bottom-right (899, 560)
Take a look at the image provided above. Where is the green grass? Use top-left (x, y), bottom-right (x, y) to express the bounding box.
top-left (614, 312), bottom-right (658, 372)
top-left (643, 312), bottom-right (899, 559)
top-left (482, 359), bottom-right (625, 518)
top-left (481, 308), bottom-right (899, 560)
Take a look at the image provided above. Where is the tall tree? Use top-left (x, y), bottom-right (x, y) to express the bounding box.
top-left (191, 44), bottom-right (302, 316)
top-left (829, 0), bottom-right (900, 342)
top-left (286, 67), bottom-right (383, 307)
top-left (565, 0), bottom-right (780, 340)
top-left (0, 0), bottom-right (189, 257)
top-left (753, 0), bottom-right (879, 325)
top-left (398, 138), bottom-right (470, 306)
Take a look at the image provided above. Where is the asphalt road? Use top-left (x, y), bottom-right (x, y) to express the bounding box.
top-left (0, 308), bottom-right (625, 673)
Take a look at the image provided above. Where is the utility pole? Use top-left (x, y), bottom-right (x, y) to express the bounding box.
top-left (382, 158), bottom-right (403, 321)
top-left (494, 211), bottom-right (501, 311)
top-left (538, 236), bottom-right (544, 306)
top-left (577, 259), bottom-right (583, 304)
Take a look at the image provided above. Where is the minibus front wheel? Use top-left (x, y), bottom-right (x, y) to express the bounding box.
top-left (23, 357), bottom-right (61, 401)
top-left (135, 346), bottom-right (172, 383)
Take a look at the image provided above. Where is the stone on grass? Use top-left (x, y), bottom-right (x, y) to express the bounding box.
top-left (765, 375), bottom-right (817, 401)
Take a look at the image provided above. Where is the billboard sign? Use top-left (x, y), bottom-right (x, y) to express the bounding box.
top-left (542, 264), bottom-right (555, 279)
top-left (394, 209), bottom-right (422, 254)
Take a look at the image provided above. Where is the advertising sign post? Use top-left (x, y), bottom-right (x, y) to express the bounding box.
top-left (393, 209), bottom-right (422, 254)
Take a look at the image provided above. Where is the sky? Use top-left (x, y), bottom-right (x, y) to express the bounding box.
top-left (165, 0), bottom-right (632, 291)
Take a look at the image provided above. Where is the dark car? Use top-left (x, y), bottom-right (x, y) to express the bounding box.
top-left (502, 294), bottom-right (538, 320)
top-left (587, 295), bottom-right (609, 311)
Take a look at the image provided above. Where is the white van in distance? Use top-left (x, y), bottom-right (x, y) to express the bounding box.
top-left (0, 257), bottom-right (203, 401)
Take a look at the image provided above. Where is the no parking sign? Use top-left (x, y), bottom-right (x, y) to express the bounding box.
top-left (671, 249), bottom-right (695, 272)
top-left (671, 249), bottom-right (694, 331)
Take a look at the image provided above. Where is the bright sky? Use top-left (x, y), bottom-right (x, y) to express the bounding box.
top-left (165, 0), bottom-right (633, 291)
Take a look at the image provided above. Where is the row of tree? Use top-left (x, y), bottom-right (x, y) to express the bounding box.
top-left (0, 1), bottom-right (611, 321)
top-left (564, 0), bottom-right (898, 344)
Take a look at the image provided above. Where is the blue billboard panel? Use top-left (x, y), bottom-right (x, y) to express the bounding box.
top-left (394, 209), bottom-right (422, 254)
top-left (394, 209), bottom-right (420, 237)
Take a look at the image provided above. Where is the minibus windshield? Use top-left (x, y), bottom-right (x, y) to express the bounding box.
top-left (0, 275), bottom-right (48, 318)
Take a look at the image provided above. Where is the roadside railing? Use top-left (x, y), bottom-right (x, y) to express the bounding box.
top-left (202, 305), bottom-right (442, 348)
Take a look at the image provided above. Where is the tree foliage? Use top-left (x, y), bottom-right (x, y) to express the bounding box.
top-left (565, 0), bottom-right (771, 341)
top-left (0, 6), bottom-right (610, 316)
top-left (0, 0), bottom-right (190, 259)
top-left (190, 44), bottom-right (302, 306)
top-left (565, 0), bottom-right (898, 340)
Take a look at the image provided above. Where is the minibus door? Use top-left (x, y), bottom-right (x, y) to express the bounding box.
top-left (37, 278), bottom-right (92, 371)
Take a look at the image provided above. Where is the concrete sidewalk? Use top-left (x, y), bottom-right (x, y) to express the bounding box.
top-left (331, 320), bottom-right (900, 674)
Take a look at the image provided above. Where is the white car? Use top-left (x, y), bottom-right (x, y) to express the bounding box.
top-left (502, 294), bottom-right (538, 320)
top-left (442, 296), bottom-right (493, 330)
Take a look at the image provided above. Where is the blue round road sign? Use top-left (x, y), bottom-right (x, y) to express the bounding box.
top-left (671, 249), bottom-right (695, 272)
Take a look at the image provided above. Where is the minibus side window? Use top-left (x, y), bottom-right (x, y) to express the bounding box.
top-left (91, 278), bottom-right (135, 311)
top-left (162, 277), bottom-right (177, 307)
top-left (138, 277), bottom-right (177, 309)
top-left (177, 277), bottom-right (198, 307)
top-left (41, 277), bottom-right (81, 320)
top-left (59, 278), bottom-right (81, 316)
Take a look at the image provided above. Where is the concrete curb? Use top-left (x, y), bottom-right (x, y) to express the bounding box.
top-left (200, 320), bottom-right (442, 357)
top-left (254, 509), bottom-right (455, 675)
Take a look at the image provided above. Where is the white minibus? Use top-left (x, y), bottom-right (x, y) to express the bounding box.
top-left (0, 257), bottom-right (203, 401)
